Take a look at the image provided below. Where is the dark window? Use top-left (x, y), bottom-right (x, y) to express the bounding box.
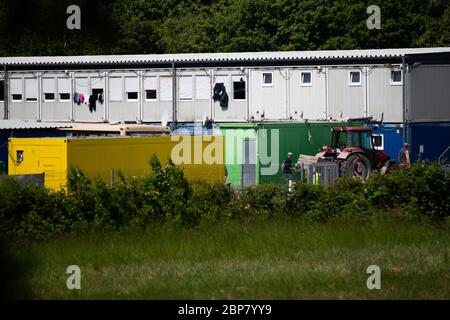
top-left (26, 98), bottom-right (37, 102)
top-left (12, 94), bottom-right (22, 101)
top-left (391, 70), bottom-right (402, 84)
top-left (16, 150), bottom-right (24, 164)
top-left (146, 89), bottom-right (157, 100)
top-left (301, 72), bottom-right (312, 85)
top-left (0, 80), bottom-right (4, 101)
top-left (127, 92), bottom-right (138, 100)
top-left (233, 79), bottom-right (246, 100)
top-left (262, 73), bottom-right (272, 85)
top-left (59, 93), bottom-right (70, 101)
top-left (350, 71), bottom-right (361, 85)
top-left (92, 88), bottom-right (103, 96)
top-left (44, 93), bottom-right (55, 101)
top-left (373, 135), bottom-right (383, 149)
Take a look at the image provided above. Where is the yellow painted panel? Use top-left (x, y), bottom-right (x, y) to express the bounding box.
top-left (67, 136), bottom-right (225, 185)
top-left (8, 136), bottom-right (224, 191)
top-left (8, 138), bottom-right (68, 190)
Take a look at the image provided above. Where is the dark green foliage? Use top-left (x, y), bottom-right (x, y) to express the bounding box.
top-left (0, 177), bottom-right (68, 240)
top-left (186, 181), bottom-right (234, 225)
top-left (365, 164), bottom-right (450, 221)
top-left (0, 238), bottom-right (32, 299)
top-left (0, 163), bottom-right (449, 241)
top-left (238, 184), bottom-right (288, 218)
top-left (139, 156), bottom-right (192, 226)
top-left (0, 0), bottom-right (448, 56)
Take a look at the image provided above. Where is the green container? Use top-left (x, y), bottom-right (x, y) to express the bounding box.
top-left (219, 121), bottom-right (362, 186)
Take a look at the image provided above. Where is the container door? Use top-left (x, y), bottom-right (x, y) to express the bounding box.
top-left (241, 138), bottom-right (256, 186)
top-left (39, 157), bottom-right (62, 190)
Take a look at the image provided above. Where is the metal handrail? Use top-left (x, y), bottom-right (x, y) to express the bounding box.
top-left (438, 145), bottom-right (450, 164)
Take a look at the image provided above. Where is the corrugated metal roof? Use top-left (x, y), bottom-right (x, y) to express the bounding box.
top-left (58, 123), bottom-right (170, 133)
top-left (0, 120), bottom-right (73, 130)
top-left (0, 48), bottom-right (449, 66)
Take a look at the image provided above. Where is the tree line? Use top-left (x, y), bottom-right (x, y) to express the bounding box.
top-left (0, 0), bottom-right (449, 56)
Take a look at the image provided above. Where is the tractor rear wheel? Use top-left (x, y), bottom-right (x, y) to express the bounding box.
top-left (339, 154), bottom-right (372, 180)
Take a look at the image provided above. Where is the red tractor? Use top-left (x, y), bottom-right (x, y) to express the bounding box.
top-left (298, 126), bottom-right (397, 179)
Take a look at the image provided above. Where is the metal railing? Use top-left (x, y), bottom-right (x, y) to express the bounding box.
top-left (438, 145), bottom-right (450, 165)
top-left (297, 162), bottom-right (340, 186)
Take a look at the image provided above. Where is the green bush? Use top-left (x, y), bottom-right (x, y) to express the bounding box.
top-left (237, 184), bottom-right (288, 218)
top-left (185, 181), bottom-right (234, 226)
top-left (0, 178), bottom-right (63, 240)
top-left (0, 161), bottom-right (448, 241)
top-left (366, 164), bottom-right (450, 222)
top-left (304, 178), bottom-right (371, 222)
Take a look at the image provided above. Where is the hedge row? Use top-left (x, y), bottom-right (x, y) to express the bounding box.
top-left (0, 157), bottom-right (449, 241)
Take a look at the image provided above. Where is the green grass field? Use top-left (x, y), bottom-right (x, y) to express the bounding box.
top-left (14, 218), bottom-right (450, 299)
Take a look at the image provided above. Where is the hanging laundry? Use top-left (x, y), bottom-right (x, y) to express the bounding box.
top-left (213, 83), bottom-right (229, 109)
top-left (73, 92), bottom-right (80, 105)
top-left (88, 94), bottom-right (97, 112)
top-left (98, 92), bottom-right (104, 104)
top-left (79, 93), bottom-right (85, 104)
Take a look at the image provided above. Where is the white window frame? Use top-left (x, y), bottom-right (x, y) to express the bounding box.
top-left (144, 76), bottom-right (158, 102)
top-left (300, 71), bottom-right (312, 87)
top-left (349, 71), bottom-right (362, 86)
top-left (57, 78), bottom-right (71, 102)
top-left (145, 89), bottom-right (157, 101)
top-left (59, 93), bottom-right (71, 102)
top-left (43, 77), bottom-right (56, 102)
top-left (390, 70), bottom-right (403, 86)
top-left (372, 134), bottom-right (384, 150)
top-left (10, 78), bottom-right (23, 102)
top-left (44, 93), bottom-right (56, 102)
top-left (125, 77), bottom-right (139, 102)
top-left (262, 72), bottom-right (273, 87)
top-left (25, 78), bottom-right (39, 102)
top-left (126, 91), bottom-right (138, 102)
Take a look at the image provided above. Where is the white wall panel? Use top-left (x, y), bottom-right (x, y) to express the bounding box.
top-left (25, 78), bottom-right (38, 99)
top-left (160, 77), bottom-right (173, 101)
top-left (195, 75), bottom-right (210, 100)
top-left (125, 77), bottom-right (138, 92)
top-left (57, 77), bottom-right (71, 94)
top-left (10, 78), bottom-right (22, 95)
top-left (109, 77), bottom-right (123, 101)
top-left (289, 69), bottom-right (326, 120)
top-left (179, 76), bottom-right (193, 100)
top-left (42, 78), bottom-right (55, 94)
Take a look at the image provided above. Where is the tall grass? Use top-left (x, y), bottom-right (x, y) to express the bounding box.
top-left (13, 218), bottom-right (450, 299)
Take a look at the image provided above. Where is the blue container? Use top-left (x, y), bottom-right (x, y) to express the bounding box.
top-left (409, 122), bottom-right (450, 162)
top-left (371, 123), bottom-right (404, 162)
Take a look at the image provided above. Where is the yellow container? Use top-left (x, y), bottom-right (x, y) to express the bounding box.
top-left (8, 136), bottom-right (225, 191)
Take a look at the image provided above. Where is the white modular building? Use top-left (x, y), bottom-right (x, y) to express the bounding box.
top-left (0, 48), bottom-right (448, 124)
top-left (1, 48), bottom-right (450, 161)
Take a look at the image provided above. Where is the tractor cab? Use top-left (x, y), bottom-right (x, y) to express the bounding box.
top-left (329, 127), bottom-right (376, 164)
top-left (331, 127), bottom-right (374, 151)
